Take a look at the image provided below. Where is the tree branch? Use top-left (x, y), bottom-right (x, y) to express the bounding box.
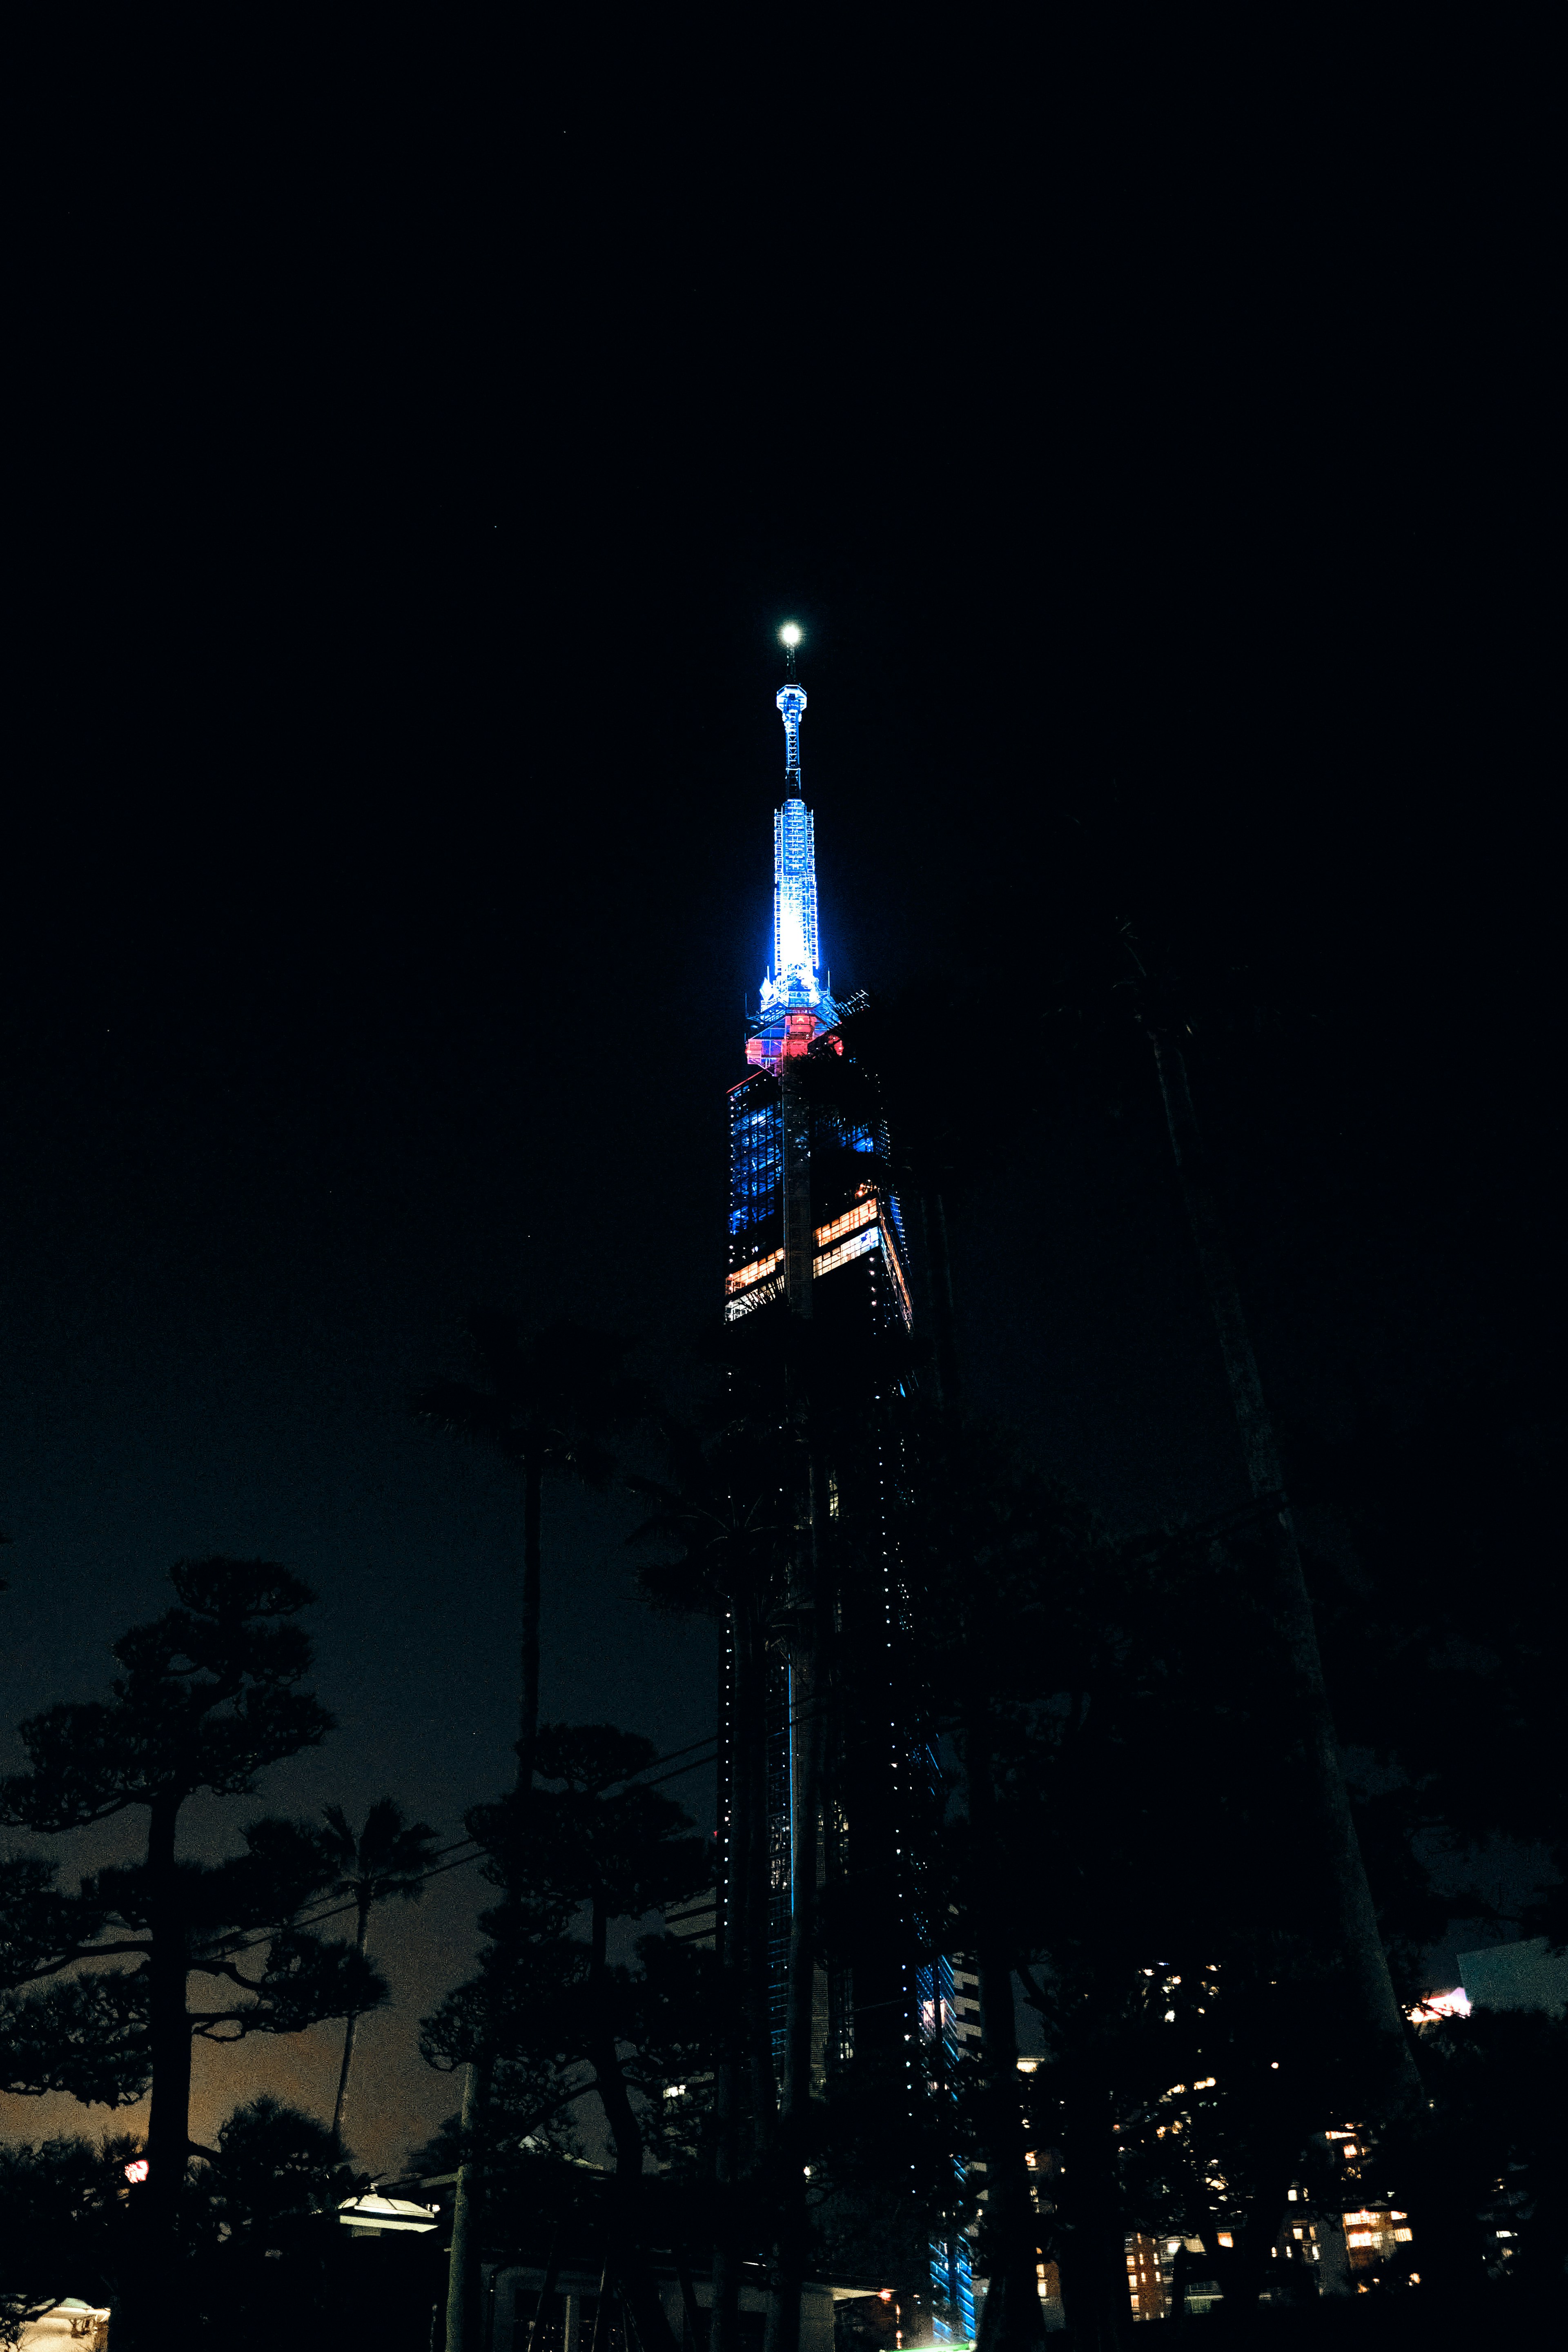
top-left (2, 1940), bottom-right (153, 1988)
top-left (187, 1957), bottom-right (267, 1994)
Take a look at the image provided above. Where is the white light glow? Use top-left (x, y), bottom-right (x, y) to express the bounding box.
top-left (1408, 1987), bottom-right (1471, 2024)
top-left (780, 623), bottom-right (802, 646)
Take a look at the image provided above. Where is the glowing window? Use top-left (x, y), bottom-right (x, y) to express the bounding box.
top-left (727, 1248), bottom-right (785, 1296)
top-left (881, 1225), bottom-right (914, 1324)
top-left (729, 1101), bottom-right (782, 1234)
top-left (725, 1277), bottom-right (784, 1323)
top-left (815, 1197), bottom-right (878, 1247)
top-left (815, 1227), bottom-right (878, 1278)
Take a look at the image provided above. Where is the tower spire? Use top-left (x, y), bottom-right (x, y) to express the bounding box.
top-left (748, 626), bottom-right (835, 1054)
top-left (776, 623), bottom-right (805, 789)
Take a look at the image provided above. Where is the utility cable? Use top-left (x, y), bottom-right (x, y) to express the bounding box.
top-left (185, 1731), bottom-right (726, 1961)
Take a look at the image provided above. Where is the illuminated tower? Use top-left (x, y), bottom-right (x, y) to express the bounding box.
top-left (728, 639), bottom-right (909, 1331)
top-left (747, 662), bottom-right (835, 1071)
top-left (717, 634), bottom-right (970, 2337)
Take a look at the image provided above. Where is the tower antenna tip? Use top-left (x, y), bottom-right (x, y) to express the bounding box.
top-left (779, 623), bottom-right (802, 648)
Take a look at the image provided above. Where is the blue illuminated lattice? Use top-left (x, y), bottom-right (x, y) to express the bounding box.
top-left (729, 1099), bottom-right (782, 1235)
top-left (763, 797), bottom-right (822, 1011)
top-left (775, 682), bottom-right (807, 779)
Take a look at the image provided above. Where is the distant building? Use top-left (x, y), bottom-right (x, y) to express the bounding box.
top-left (665, 1894), bottom-right (718, 1952)
top-left (1014, 2060), bottom-right (1065, 2332)
top-left (1456, 1938), bottom-right (1568, 2017)
top-left (1123, 2234), bottom-right (1169, 2322)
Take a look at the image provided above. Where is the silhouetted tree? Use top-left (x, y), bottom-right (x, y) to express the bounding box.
top-left (630, 1414), bottom-right (793, 2352)
top-left (1377, 2006), bottom-right (1568, 2318)
top-left (0, 1558), bottom-right (381, 2345)
top-left (1292, 1374), bottom-right (1568, 1975)
top-left (183, 2096), bottom-right (358, 2344)
top-left (0, 2099), bottom-right (361, 2352)
top-left (884, 1410), bottom-right (1098, 2352)
top-left (417, 1315), bottom-right (645, 2352)
top-left (416, 1317), bottom-right (646, 1794)
top-left (1126, 965), bottom-right (1420, 2118)
top-left (320, 1797), bottom-right (441, 2148)
top-left (898, 1418), bottom-right (1408, 2341)
top-left (422, 1722), bottom-right (715, 2352)
top-left (0, 2128), bottom-right (135, 2345)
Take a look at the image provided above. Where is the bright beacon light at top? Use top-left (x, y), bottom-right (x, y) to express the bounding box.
top-left (780, 623), bottom-right (802, 647)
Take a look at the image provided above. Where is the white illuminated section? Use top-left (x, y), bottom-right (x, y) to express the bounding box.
top-left (815, 1226), bottom-right (877, 1279)
top-left (1408, 1988), bottom-right (1470, 2024)
top-left (761, 748), bottom-right (821, 1012)
top-left (726, 1247), bottom-right (786, 1297)
top-left (755, 659), bottom-right (839, 1028)
top-left (780, 622), bottom-right (802, 646)
top-left (777, 889), bottom-right (810, 978)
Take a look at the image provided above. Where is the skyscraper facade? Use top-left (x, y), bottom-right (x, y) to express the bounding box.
top-left (717, 646), bottom-right (972, 2339)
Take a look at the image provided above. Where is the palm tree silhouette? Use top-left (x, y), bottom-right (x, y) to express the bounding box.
top-left (416, 1315), bottom-right (645, 1793)
top-left (416, 1317), bottom-right (645, 2350)
top-left (322, 1797), bottom-right (441, 2147)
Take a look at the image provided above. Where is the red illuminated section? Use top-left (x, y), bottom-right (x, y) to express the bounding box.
top-left (746, 1010), bottom-right (844, 1071)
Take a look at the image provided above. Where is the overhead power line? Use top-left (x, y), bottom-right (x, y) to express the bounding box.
top-left (188, 1729), bottom-right (727, 1961)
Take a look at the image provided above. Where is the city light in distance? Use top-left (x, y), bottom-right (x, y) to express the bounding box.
top-left (780, 623), bottom-right (802, 646)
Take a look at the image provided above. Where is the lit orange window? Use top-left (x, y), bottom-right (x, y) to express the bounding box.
top-left (726, 1248), bottom-right (785, 1296)
top-left (815, 1198), bottom-right (878, 1247)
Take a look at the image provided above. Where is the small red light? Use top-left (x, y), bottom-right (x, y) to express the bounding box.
top-left (124, 2158), bottom-right (149, 2184)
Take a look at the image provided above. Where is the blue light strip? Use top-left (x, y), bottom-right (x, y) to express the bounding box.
top-left (760, 681), bottom-right (831, 1019)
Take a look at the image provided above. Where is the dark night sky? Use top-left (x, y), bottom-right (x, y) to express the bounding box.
top-left (2, 88), bottom-right (1555, 2169)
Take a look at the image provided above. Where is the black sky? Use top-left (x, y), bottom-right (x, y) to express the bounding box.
top-left (2, 84), bottom-right (1556, 2166)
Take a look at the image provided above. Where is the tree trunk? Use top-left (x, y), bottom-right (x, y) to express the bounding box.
top-left (675, 2245), bottom-right (706, 2350)
top-left (965, 1710), bottom-right (1045, 2352)
top-left (709, 2205), bottom-right (742, 2352)
top-left (444, 2056), bottom-right (487, 2352)
top-left (520, 1453), bottom-right (543, 1794)
top-left (529, 2220), bottom-right (566, 2352)
top-left (1054, 2067), bottom-right (1129, 2352)
top-left (331, 1898), bottom-right (373, 2147)
top-left (451, 1454), bottom-right (545, 2352)
top-left (144, 1795), bottom-right (190, 2234)
top-left (122, 1794), bottom-right (192, 2349)
top-left (1144, 1022), bottom-right (1419, 2112)
top-left (589, 1895), bottom-right (682, 2352)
